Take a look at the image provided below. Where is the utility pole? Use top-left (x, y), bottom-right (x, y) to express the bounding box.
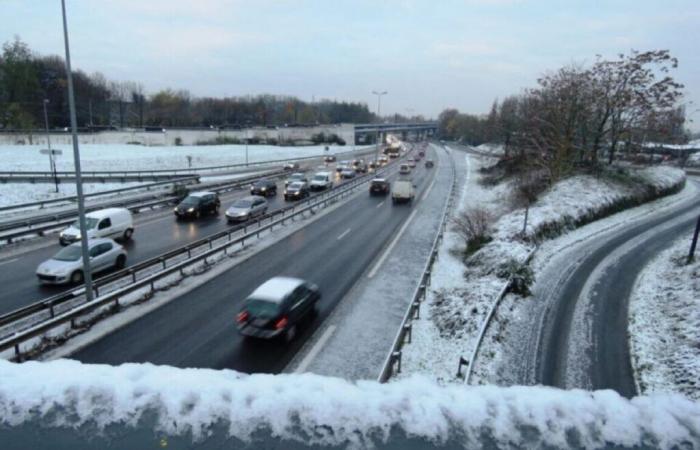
top-left (43, 99), bottom-right (59, 193)
top-left (372, 90), bottom-right (387, 164)
top-left (61, 0), bottom-right (94, 301)
top-left (688, 215), bottom-right (700, 264)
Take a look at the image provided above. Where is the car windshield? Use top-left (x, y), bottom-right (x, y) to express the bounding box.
top-left (245, 298), bottom-right (280, 319)
top-left (254, 181), bottom-right (270, 188)
top-left (313, 175), bottom-right (326, 181)
top-left (53, 246), bottom-right (83, 262)
top-left (288, 182), bottom-right (303, 189)
top-left (180, 196), bottom-right (201, 205)
top-left (71, 217), bottom-right (98, 230)
top-left (232, 199), bottom-right (253, 208)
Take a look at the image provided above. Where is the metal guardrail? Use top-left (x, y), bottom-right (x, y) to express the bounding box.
top-left (464, 248), bottom-right (537, 384)
top-left (0, 170), bottom-right (287, 243)
top-left (377, 144), bottom-right (457, 382)
top-left (0, 158), bottom-right (404, 356)
top-left (0, 176), bottom-right (200, 213)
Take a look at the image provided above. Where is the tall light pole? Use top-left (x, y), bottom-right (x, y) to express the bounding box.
top-left (43, 99), bottom-right (59, 193)
top-left (372, 90), bottom-right (387, 163)
top-left (61, 0), bottom-right (94, 301)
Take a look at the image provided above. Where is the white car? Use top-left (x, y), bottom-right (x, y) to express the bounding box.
top-left (36, 238), bottom-right (127, 285)
top-left (59, 208), bottom-right (134, 245)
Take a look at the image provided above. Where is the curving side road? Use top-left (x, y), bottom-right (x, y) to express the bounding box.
top-left (522, 177), bottom-right (700, 397)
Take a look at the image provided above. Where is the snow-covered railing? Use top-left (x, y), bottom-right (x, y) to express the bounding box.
top-left (0, 158), bottom-right (405, 359)
top-left (464, 248), bottom-right (537, 384)
top-left (377, 144), bottom-right (458, 382)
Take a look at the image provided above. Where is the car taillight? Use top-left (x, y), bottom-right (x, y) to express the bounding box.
top-left (237, 311), bottom-right (249, 323)
top-left (274, 316), bottom-right (288, 330)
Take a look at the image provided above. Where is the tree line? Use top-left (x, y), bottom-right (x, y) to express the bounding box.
top-left (439, 50), bottom-right (689, 183)
top-left (0, 37), bottom-right (375, 131)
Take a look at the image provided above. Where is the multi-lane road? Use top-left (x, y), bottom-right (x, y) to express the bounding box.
top-left (0, 151), bottom-right (374, 316)
top-left (71, 147), bottom-right (438, 373)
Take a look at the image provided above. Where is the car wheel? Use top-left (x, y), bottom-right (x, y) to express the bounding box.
top-left (70, 270), bottom-right (84, 284)
top-left (115, 254), bottom-right (126, 269)
top-left (123, 228), bottom-right (134, 240)
top-left (285, 324), bottom-right (297, 343)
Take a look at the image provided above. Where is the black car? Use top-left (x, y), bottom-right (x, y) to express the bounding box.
top-left (174, 191), bottom-right (220, 219)
top-left (284, 181), bottom-right (310, 201)
top-left (324, 155), bottom-right (336, 163)
top-left (237, 277), bottom-right (320, 341)
top-left (369, 178), bottom-right (390, 195)
top-left (250, 179), bottom-right (277, 196)
top-left (425, 159), bottom-right (435, 168)
top-left (285, 172), bottom-right (308, 188)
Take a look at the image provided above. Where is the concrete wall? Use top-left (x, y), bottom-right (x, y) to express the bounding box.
top-left (0, 124), bottom-right (355, 147)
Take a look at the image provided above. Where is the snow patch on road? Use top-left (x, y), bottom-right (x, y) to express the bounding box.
top-left (629, 236), bottom-right (700, 400)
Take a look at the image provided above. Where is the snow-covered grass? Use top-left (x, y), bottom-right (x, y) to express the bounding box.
top-left (474, 143), bottom-right (505, 156)
top-left (0, 359), bottom-right (698, 449)
top-left (0, 143), bottom-right (367, 173)
top-left (0, 182), bottom-right (145, 208)
top-left (399, 154), bottom-right (687, 384)
top-left (629, 236), bottom-right (700, 400)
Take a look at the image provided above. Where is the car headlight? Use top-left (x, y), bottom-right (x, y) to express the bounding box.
top-left (261, 187), bottom-right (266, 191)
top-left (187, 207), bottom-right (195, 213)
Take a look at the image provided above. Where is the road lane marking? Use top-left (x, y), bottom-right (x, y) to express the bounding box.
top-left (376, 201), bottom-right (385, 208)
top-left (0, 258), bottom-right (18, 267)
top-left (295, 324), bottom-right (336, 373)
top-left (336, 228), bottom-right (351, 240)
top-left (367, 208), bottom-right (418, 279)
top-left (420, 178), bottom-right (436, 203)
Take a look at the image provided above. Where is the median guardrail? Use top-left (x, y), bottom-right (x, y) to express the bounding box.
top-left (377, 144), bottom-right (457, 382)
top-left (0, 155), bottom-right (406, 358)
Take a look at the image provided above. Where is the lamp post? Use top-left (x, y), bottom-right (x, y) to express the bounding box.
top-left (372, 90), bottom-right (387, 164)
top-left (42, 99), bottom-right (59, 193)
top-left (61, 0), bottom-right (93, 301)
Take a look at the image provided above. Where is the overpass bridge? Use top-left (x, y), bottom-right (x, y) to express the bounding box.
top-left (353, 122), bottom-right (438, 143)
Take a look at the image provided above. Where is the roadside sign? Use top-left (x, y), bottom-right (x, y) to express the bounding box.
top-left (40, 149), bottom-right (63, 155)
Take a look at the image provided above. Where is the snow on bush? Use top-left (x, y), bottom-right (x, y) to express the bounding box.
top-left (629, 236), bottom-right (700, 400)
top-left (0, 359), bottom-right (698, 448)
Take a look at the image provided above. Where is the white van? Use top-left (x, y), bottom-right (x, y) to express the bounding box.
top-left (309, 171), bottom-right (333, 191)
top-left (59, 208), bottom-right (134, 245)
top-left (391, 180), bottom-right (416, 204)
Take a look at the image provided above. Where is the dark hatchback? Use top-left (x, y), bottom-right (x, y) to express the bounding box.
top-left (236, 277), bottom-right (320, 341)
top-left (174, 191), bottom-right (220, 219)
top-left (369, 178), bottom-right (390, 195)
top-left (250, 179), bottom-right (277, 196)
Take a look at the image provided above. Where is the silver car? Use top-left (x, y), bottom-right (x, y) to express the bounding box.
top-left (285, 172), bottom-right (308, 188)
top-left (226, 195), bottom-right (268, 223)
top-left (36, 238), bottom-right (127, 285)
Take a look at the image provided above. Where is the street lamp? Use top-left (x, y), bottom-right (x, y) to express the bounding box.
top-left (61, 0), bottom-right (94, 301)
top-left (372, 90), bottom-right (387, 164)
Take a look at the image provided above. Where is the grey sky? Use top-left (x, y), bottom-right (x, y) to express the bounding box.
top-left (2, 0), bottom-right (699, 128)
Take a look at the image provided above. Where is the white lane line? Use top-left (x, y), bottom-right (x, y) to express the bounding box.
top-left (0, 258), bottom-right (18, 267)
top-left (420, 178), bottom-right (436, 203)
top-left (367, 208), bottom-right (418, 279)
top-left (336, 228), bottom-right (351, 240)
top-left (295, 324), bottom-right (336, 373)
top-left (376, 201), bottom-right (385, 208)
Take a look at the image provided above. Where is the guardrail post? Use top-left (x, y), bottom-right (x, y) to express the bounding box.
top-left (413, 301), bottom-right (420, 319)
top-left (403, 323), bottom-right (412, 344)
top-left (392, 351), bottom-right (402, 374)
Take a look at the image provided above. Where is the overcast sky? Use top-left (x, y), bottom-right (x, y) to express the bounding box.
top-left (2, 0), bottom-right (699, 128)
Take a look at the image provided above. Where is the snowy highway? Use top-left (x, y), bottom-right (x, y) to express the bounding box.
top-left (67, 146), bottom-right (441, 374)
top-left (0, 155), bottom-right (369, 317)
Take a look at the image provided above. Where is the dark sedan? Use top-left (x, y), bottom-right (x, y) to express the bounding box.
top-left (250, 179), bottom-right (277, 197)
top-left (284, 181), bottom-right (310, 201)
top-left (369, 178), bottom-right (390, 195)
top-left (236, 277), bottom-right (320, 342)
